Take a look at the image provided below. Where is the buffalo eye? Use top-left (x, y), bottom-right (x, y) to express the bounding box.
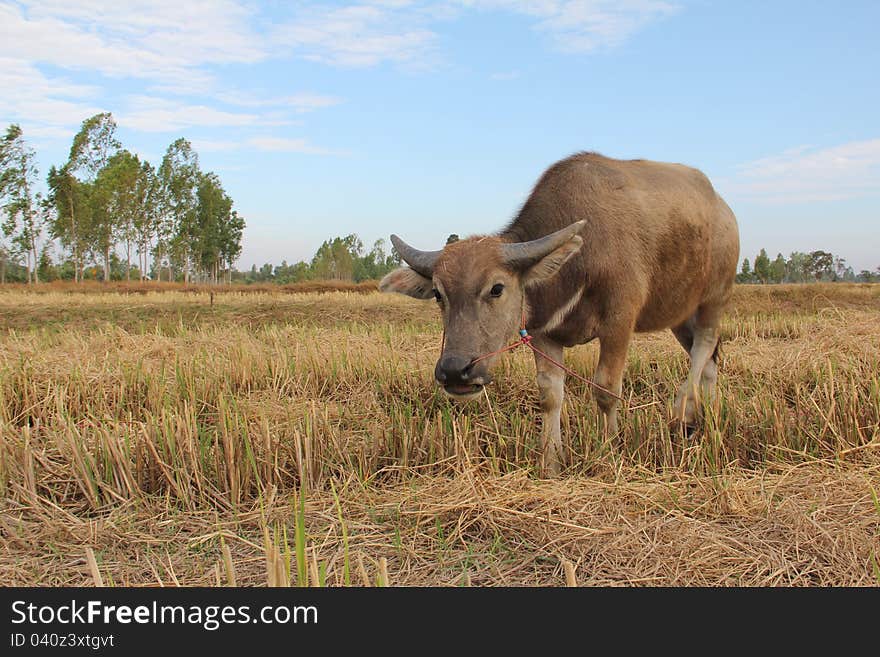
top-left (432, 288), bottom-right (443, 303)
top-left (490, 283), bottom-right (504, 298)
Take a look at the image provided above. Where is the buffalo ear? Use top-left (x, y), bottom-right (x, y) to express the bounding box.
top-left (379, 267), bottom-right (435, 300)
top-left (522, 235), bottom-right (582, 288)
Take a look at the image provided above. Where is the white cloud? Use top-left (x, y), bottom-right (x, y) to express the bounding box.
top-left (458, 0), bottom-right (680, 52)
top-left (0, 57), bottom-right (104, 140)
top-left (20, 125), bottom-right (79, 141)
top-left (0, 0), bottom-right (679, 145)
top-left (2, 1), bottom-right (679, 86)
top-left (0, 1), bottom-right (265, 88)
top-left (271, 1), bottom-right (679, 68)
top-left (0, 2), bottom-right (348, 140)
top-left (490, 70), bottom-right (521, 80)
top-left (117, 96), bottom-right (270, 132)
top-left (729, 139), bottom-right (880, 203)
top-left (273, 4), bottom-right (439, 68)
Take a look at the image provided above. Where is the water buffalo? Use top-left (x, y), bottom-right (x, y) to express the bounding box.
top-left (380, 152), bottom-right (740, 475)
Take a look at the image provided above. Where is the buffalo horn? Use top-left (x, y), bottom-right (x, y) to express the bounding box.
top-left (390, 235), bottom-right (442, 278)
top-left (499, 220), bottom-right (586, 269)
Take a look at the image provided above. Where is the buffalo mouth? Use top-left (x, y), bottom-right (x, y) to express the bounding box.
top-left (442, 383), bottom-right (485, 399)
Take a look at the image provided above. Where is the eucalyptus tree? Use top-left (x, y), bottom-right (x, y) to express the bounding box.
top-left (93, 150), bottom-right (141, 281)
top-left (194, 171), bottom-right (233, 282)
top-left (769, 253), bottom-right (786, 284)
top-left (85, 170), bottom-right (112, 280)
top-left (69, 113), bottom-right (121, 179)
top-left (47, 164), bottom-right (90, 281)
top-left (37, 220), bottom-right (58, 282)
top-left (0, 124), bottom-right (41, 283)
top-left (134, 161), bottom-right (162, 280)
top-left (218, 209), bottom-right (245, 284)
top-left (48, 113), bottom-right (120, 282)
top-left (354, 238), bottom-right (398, 281)
top-left (311, 236), bottom-right (356, 280)
top-left (785, 252), bottom-right (810, 283)
top-left (159, 138), bottom-right (200, 282)
top-left (753, 248), bottom-right (771, 284)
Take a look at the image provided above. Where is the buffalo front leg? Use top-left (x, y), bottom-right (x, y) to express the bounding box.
top-left (594, 329), bottom-right (633, 436)
top-left (532, 337), bottom-right (566, 477)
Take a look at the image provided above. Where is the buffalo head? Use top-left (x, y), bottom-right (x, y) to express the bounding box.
top-left (380, 221), bottom-right (585, 400)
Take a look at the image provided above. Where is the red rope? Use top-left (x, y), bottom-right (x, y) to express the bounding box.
top-left (468, 333), bottom-right (531, 366)
top-left (441, 310), bottom-right (625, 403)
top-left (522, 339), bottom-right (624, 402)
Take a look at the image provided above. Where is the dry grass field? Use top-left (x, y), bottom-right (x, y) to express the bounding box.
top-left (1, 283), bottom-right (878, 586)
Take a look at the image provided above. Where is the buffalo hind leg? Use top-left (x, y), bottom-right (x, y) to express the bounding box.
top-left (533, 337), bottom-right (566, 477)
top-left (672, 307), bottom-right (721, 427)
top-left (594, 328), bottom-right (633, 436)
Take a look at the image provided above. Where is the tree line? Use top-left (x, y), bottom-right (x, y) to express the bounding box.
top-left (234, 233), bottom-right (474, 285)
top-left (0, 113), bottom-right (244, 284)
top-left (4, 131), bottom-right (878, 288)
top-left (738, 249), bottom-right (880, 284)
top-left (238, 234), bottom-right (401, 284)
top-left (247, 237), bottom-right (880, 286)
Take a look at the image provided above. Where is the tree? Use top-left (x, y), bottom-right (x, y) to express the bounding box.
top-left (159, 139), bottom-right (200, 283)
top-left (832, 256), bottom-right (855, 282)
top-left (85, 175), bottom-right (112, 280)
top-left (753, 248), bottom-right (771, 284)
top-left (46, 164), bottom-right (90, 282)
top-left (311, 235), bottom-right (359, 280)
top-left (194, 171), bottom-right (234, 283)
top-left (783, 252), bottom-right (808, 283)
top-left (133, 161), bottom-right (161, 280)
top-left (360, 238), bottom-right (398, 281)
top-left (737, 258), bottom-right (752, 284)
top-left (769, 253), bottom-right (786, 284)
top-left (808, 250), bottom-right (834, 282)
top-left (352, 238), bottom-right (390, 281)
top-left (311, 239), bottom-right (345, 280)
top-left (92, 150), bottom-right (141, 281)
top-left (0, 124), bottom-right (41, 283)
top-left (218, 209), bottom-right (245, 284)
top-left (69, 113), bottom-right (121, 178)
top-left (49, 113), bottom-right (120, 282)
top-left (38, 242), bottom-right (58, 282)
top-left (446, 234), bottom-right (460, 244)
top-left (273, 260), bottom-right (310, 284)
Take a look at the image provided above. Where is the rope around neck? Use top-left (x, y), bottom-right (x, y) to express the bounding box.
top-left (443, 308), bottom-right (627, 403)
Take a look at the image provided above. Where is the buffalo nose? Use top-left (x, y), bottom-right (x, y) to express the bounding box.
top-left (435, 355), bottom-right (474, 384)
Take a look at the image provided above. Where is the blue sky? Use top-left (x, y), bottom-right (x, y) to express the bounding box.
top-left (2, 0), bottom-right (878, 272)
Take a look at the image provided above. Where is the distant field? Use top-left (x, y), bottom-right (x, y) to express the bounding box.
top-left (1, 283), bottom-right (878, 586)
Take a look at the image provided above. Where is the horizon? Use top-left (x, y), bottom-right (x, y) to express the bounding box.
top-left (2, 1), bottom-right (879, 272)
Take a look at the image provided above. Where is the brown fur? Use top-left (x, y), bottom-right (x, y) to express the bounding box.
top-left (434, 238), bottom-right (508, 298)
